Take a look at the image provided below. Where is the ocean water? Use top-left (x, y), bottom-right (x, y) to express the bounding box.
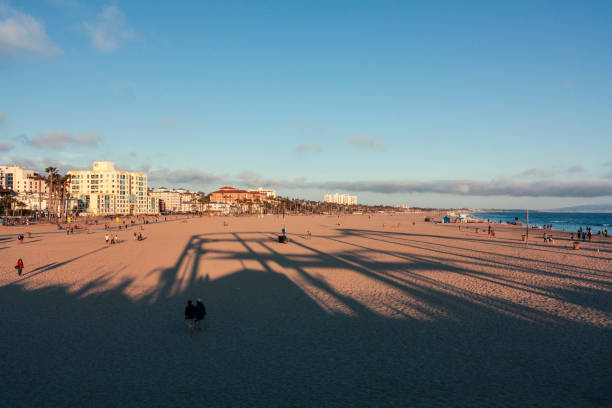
top-left (470, 211), bottom-right (612, 233)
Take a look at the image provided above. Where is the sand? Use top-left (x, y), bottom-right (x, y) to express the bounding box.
top-left (1, 213), bottom-right (611, 407)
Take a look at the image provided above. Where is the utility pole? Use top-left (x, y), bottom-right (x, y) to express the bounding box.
top-left (526, 208), bottom-right (529, 244)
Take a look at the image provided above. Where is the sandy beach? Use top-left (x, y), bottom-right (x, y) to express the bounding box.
top-left (1, 213), bottom-right (611, 407)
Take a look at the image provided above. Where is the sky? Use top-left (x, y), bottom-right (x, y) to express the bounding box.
top-left (1, 0), bottom-right (612, 209)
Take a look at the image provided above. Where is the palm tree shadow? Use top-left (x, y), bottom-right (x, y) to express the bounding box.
top-left (1, 230), bottom-right (610, 407)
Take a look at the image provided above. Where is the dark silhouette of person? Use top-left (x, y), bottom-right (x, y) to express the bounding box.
top-left (195, 299), bottom-right (207, 331)
top-left (184, 300), bottom-right (197, 335)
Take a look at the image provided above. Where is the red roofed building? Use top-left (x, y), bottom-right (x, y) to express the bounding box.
top-left (209, 187), bottom-right (266, 204)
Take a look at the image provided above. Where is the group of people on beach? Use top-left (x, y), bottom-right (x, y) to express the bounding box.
top-left (572, 227), bottom-right (593, 242)
top-left (184, 299), bottom-right (207, 335)
top-left (103, 231), bottom-right (145, 244)
top-left (105, 233), bottom-right (120, 245)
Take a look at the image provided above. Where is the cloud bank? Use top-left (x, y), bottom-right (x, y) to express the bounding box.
top-left (0, 142), bottom-right (14, 152)
top-left (148, 168), bottom-right (231, 187)
top-left (25, 131), bottom-right (104, 149)
top-left (147, 168), bottom-right (612, 198)
top-left (0, 5), bottom-right (61, 56)
top-left (6, 155), bottom-right (87, 174)
top-left (316, 179), bottom-right (612, 197)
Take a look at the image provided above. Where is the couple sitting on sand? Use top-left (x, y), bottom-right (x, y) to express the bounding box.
top-left (184, 299), bottom-right (206, 335)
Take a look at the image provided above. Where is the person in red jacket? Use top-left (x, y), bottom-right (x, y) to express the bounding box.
top-left (15, 259), bottom-right (24, 276)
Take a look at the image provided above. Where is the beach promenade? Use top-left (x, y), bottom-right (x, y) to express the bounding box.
top-left (1, 214), bottom-right (611, 407)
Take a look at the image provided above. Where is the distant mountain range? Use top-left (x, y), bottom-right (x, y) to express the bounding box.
top-left (546, 203), bottom-right (612, 212)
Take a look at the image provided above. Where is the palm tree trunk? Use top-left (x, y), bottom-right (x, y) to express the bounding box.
top-left (48, 173), bottom-right (53, 222)
top-left (38, 180), bottom-right (42, 217)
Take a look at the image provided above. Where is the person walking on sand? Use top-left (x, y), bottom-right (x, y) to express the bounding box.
top-left (195, 299), bottom-right (207, 331)
top-left (15, 258), bottom-right (24, 276)
top-left (105, 233), bottom-right (110, 245)
top-left (185, 300), bottom-right (197, 335)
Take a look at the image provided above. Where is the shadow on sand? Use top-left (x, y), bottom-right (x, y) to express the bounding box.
top-left (1, 229), bottom-right (610, 407)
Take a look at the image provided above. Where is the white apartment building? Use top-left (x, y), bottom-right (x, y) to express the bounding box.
top-left (149, 187), bottom-right (191, 213)
top-left (255, 187), bottom-right (276, 199)
top-left (0, 165), bottom-right (48, 194)
top-left (15, 192), bottom-right (49, 211)
top-left (324, 193), bottom-right (358, 205)
top-left (68, 161), bottom-right (159, 215)
top-left (180, 192), bottom-right (199, 213)
top-left (206, 202), bottom-right (233, 214)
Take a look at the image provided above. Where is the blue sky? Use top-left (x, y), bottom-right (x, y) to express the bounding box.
top-left (1, 0), bottom-right (612, 208)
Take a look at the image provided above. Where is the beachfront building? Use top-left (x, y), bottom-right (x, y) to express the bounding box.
top-left (15, 192), bottom-right (49, 212)
top-left (149, 188), bottom-right (182, 212)
top-left (255, 187), bottom-right (276, 199)
top-left (0, 165), bottom-right (53, 212)
top-left (179, 192), bottom-right (199, 213)
top-left (210, 186), bottom-right (267, 204)
top-left (324, 193), bottom-right (358, 205)
top-left (149, 188), bottom-right (201, 213)
top-left (0, 165), bottom-right (48, 194)
top-left (68, 161), bottom-right (159, 215)
top-left (205, 201), bottom-right (233, 215)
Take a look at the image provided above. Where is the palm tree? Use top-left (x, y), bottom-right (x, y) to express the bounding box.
top-left (0, 194), bottom-right (14, 216)
top-left (0, 194), bottom-right (24, 216)
top-left (197, 193), bottom-right (211, 213)
top-left (57, 174), bottom-right (72, 221)
top-left (15, 200), bottom-right (26, 216)
top-left (45, 167), bottom-right (59, 222)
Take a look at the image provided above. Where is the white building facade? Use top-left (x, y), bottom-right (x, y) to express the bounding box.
top-left (206, 202), bottom-right (233, 214)
top-left (324, 193), bottom-right (357, 205)
top-left (255, 187), bottom-right (276, 199)
top-left (149, 188), bottom-right (200, 213)
top-left (68, 162), bottom-right (159, 215)
top-left (0, 165), bottom-right (48, 194)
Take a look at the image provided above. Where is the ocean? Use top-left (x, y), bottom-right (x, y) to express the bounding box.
top-left (470, 211), bottom-right (612, 233)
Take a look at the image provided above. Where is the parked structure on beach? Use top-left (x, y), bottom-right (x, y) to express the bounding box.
top-left (324, 193), bottom-right (358, 205)
top-left (68, 162), bottom-right (160, 215)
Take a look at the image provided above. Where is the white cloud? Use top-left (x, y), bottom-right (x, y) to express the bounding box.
top-left (566, 164), bottom-right (586, 174)
top-left (296, 143), bottom-right (323, 153)
top-left (0, 5), bottom-right (61, 56)
top-left (150, 167), bottom-right (612, 198)
top-left (347, 134), bottom-right (386, 151)
top-left (24, 131), bottom-right (104, 149)
top-left (516, 168), bottom-right (551, 178)
top-left (83, 5), bottom-right (135, 52)
top-left (7, 155), bottom-right (86, 174)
